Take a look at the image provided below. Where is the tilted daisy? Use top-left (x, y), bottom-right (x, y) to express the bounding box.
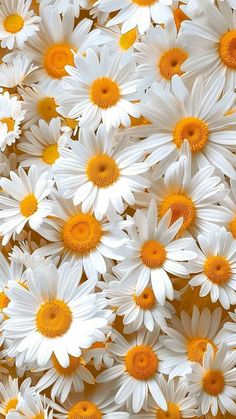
top-left (159, 306), bottom-right (223, 378)
top-left (83, 335), bottom-right (114, 371)
top-left (4, 262), bottom-right (110, 367)
top-left (0, 252), bottom-right (25, 316)
top-left (54, 125), bottom-right (150, 219)
top-left (0, 91), bottom-right (26, 151)
top-left (222, 308), bottom-right (236, 348)
top-left (114, 200), bottom-right (196, 305)
top-left (0, 54), bottom-right (37, 93)
top-left (95, 0), bottom-right (173, 34)
top-left (99, 26), bottom-right (138, 65)
top-left (96, 329), bottom-right (167, 413)
top-left (132, 74), bottom-right (236, 179)
top-left (39, 0), bottom-right (91, 18)
top-left (0, 376), bottom-right (31, 417)
top-left (56, 47), bottom-right (140, 131)
top-left (0, 165), bottom-right (54, 245)
top-left (188, 227), bottom-right (236, 309)
top-left (221, 179), bottom-right (236, 240)
top-left (8, 390), bottom-right (54, 419)
top-left (188, 344), bottom-right (236, 417)
top-left (0, 0), bottom-right (40, 50)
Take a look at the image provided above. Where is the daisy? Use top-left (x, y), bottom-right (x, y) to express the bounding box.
top-left (180, 0), bottom-right (236, 91)
top-left (220, 179), bottom-right (236, 239)
top-left (0, 376), bottom-right (31, 417)
top-left (95, 0), bottom-right (173, 34)
top-left (96, 329), bottom-right (167, 413)
top-left (18, 118), bottom-right (70, 172)
top-left (188, 227), bottom-right (236, 310)
top-left (0, 0), bottom-right (40, 50)
top-left (83, 336), bottom-right (114, 371)
top-left (56, 47), bottom-right (140, 131)
top-left (134, 20), bottom-right (189, 92)
top-left (221, 308), bottom-right (236, 348)
top-left (99, 25), bottom-right (138, 64)
top-left (0, 252), bottom-right (25, 316)
top-left (188, 344), bottom-right (236, 417)
top-left (33, 192), bottom-right (130, 278)
top-left (4, 262), bottom-right (110, 367)
top-left (0, 165), bottom-right (54, 245)
top-left (131, 74), bottom-right (236, 179)
top-left (115, 200), bottom-right (196, 305)
top-left (0, 91), bottom-right (26, 151)
top-left (159, 306), bottom-right (224, 378)
top-left (53, 125), bottom-right (150, 219)
top-left (8, 390), bottom-right (54, 419)
top-left (39, 0), bottom-right (89, 18)
top-left (0, 54), bottom-right (37, 93)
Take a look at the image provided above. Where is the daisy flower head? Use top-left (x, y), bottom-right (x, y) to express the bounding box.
top-left (9, 389), bottom-right (54, 419)
top-left (0, 54), bottom-right (37, 93)
top-left (54, 124), bottom-right (150, 219)
top-left (0, 376), bottom-right (31, 417)
top-left (221, 179), bottom-right (236, 240)
top-left (56, 47), bottom-right (140, 131)
top-left (188, 344), bottom-right (236, 417)
top-left (99, 25), bottom-right (138, 65)
top-left (0, 165), bottom-right (54, 245)
top-left (83, 334), bottom-right (114, 371)
top-left (39, 0), bottom-right (91, 18)
top-left (95, 0), bottom-right (173, 34)
top-left (0, 0), bottom-right (40, 50)
top-left (115, 199), bottom-right (196, 305)
top-left (0, 91), bottom-right (26, 151)
top-left (3, 262), bottom-right (110, 368)
top-left (222, 308), bottom-right (236, 348)
top-left (189, 227), bottom-right (236, 309)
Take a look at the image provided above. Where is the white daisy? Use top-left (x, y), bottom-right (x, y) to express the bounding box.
top-left (114, 200), bottom-right (196, 305)
top-left (188, 227), bottom-right (236, 310)
top-left (220, 179), bottom-right (236, 240)
top-left (83, 336), bottom-right (114, 371)
top-left (0, 54), bottom-right (37, 92)
top-left (8, 390), bottom-right (54, 419)
top-left (4, 262), bottom-right (110, 367)
top-left (99, 25), bottom-right (138, 64)
top-left (56, 47), bottom-right (140, 131)
top-left (0, 0), bottom-right (40, 50)
top-left (54, 125), bottom-right (150, 219)
top-left (0, 376), bottom-right (31, 417)
top-left (221, 308), bottom-right (236, 348)
top-left (0, 91), bottom-right (26, 151)
top-left (39, 0), bottom-right (89, 18)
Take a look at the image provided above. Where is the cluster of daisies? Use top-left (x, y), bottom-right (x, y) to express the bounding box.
top-left (2, 0), bottom-right (236, 418)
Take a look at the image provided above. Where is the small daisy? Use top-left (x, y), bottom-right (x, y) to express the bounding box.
top-left (115, 200), bottom-right (196, 305)
top-left (4, 262), bottom-right (110, 367)
top-left (222, 309), bottom-right (236, 348)
top-left (54, 125), bottom-right (150, 219)
top-left (39, 0), bottom-right (88, 18)
top-left (0, 0), bottom-right (40, 50)
top-left (56, 47), bottom-right (140, 131)
top-left (99, 25), bottom-right (138, 64)
top-left (0, 252), bottom-right (25, 316)
top-left (0, 91), bottom-right (26, 151)
top-left (221, 179), bottom-right (236, 240)
top-left (159, 306), bottom-right (223, 378)
top-left (0, 54), bottom-right (37, 92)
top-left (189, 227), bottom-right (236, 309)
top-left (0, 165), bottom-right (54, 245)
top-left (96, 329), bottom-right (167, 413)
top-left (8, 390), bottom-right (54, 419)
top-left (188, 344), bottom-right (236, 417)
top-left (83, 336), bottom-right (114, 371)
top-left (0, 376), bottom-right (31, 417)
top-left (95, 0), bottom-right (173, 34)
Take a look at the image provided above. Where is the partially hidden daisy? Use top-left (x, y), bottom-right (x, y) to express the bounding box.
top-left (7, 389), bottom-right (54, 419)
top-left (0, 54), bottom-right (37, 93)
top-left (0, 376), bottom-right (32, 417)
top-left (0, 91), bottom-right (26, 151)
top-left (99, 25), bottom-right (138, 65)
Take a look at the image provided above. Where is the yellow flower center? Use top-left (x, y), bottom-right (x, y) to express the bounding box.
top-left (119, 28), bottom-right (137, 50)
top-left (229, 216), bottom-right (236, 239)
top-left (134, 287), bottom-right (156, 309)
top-left (1, 117), bottom-right (15, 132)
top-left (33, 414), bottom-right (44, 419)
top-left (20, 194), bottom-right (38, 218)
top-left (37, 97), bottom-right (58, 120)
top-left (130, 115), bottom-right (150, 126)
top-left (68, 401), bottom-right (102, 419)
top-left (125, 345), bottom-right (158, 380)
top-left (187, 338), bottom-right (217, 363)
top-left (173, 5), bottom-right (189, 31)
top-left (5, 398), bottom-right (18, 414)
top-left (159, 48), bottom-right (188, 80)
top-left (173, 117), bottom-right (209, 152)
top-left (42, 144), bottom-right (59, 165)
top-left (36, 299), bottom-right (72, 338)
top-left (0, 292), bottom-right (9, 310)
top-left (159, 193), bottom-right (196, 233)
top-left (204, 256), bottom-right (231, 285)
top-left (44, 43), bottom-right (74, 79)
top-left (86, 154), bottom-right (120, 188)
top-left (62, 213), bottom-right (102, 254)
top-left (65, 117), bottom-right (78, 130)
top-left (202, 370), bottom-right (225, 396)
top-left (219, 30), bottom-right (236, 69)
top-left (52, 353), bottom-right (81, 375)
top-left (90, 77), bottom-right (120, 109)
top-left (4, 15), bottom-right (24, 33)
top-left (132, 0), bottom-right (156, 6)
top-left (91, 341), bottom-right (106, 349)
top-left (156, 403), bottom-right (181, 419)
top-left (141, 240), bottom-right (166, 268)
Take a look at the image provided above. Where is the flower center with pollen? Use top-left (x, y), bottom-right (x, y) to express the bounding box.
top-left (32, 414), bottom-right (44, 419)
top-left (52, 354), bottom-right (81, 375)
top-left (159, 48), bottom-right (188, 80)
top-left (134, 287), bottom-right (156, 309)
top-left (42, 144), bottom-right (59, 165)
top-left (68, 401), bottom-right (102, 419)
top-left (37, 97), bottom-right (58, 120)
top-left (62, 213), bottom-right (102, 254)
top-left (219, 30), bottom-right (236, 69)
top-left (4, 15), bottom-right (24, 33)
top-left (0, 292), bottom-right (10, 310)
top-left (125, 345), bottom-right (158, 380)
top-left (229, 216), bottom-right (236, 239)
top-left (86, 154), bottom-right (120, 188)
top-left (5, 398), bottom-right (18, 414)
top-left (204, 256), bottom-right (231, 285)
top-left (187, 338), bottom-right (217, 364)
top-left (156, 402), bottom-right (181, 419)
top-left (44, 44), bottom-right (74, 79)
top-left (132, 0), bottom-right (156, 5)
top-left (90, 77), bottom-right (120, 109)
top-left (159, 193), bottom-right (196, 233)
top-left (20, 194), bottom-right (38, 218)
top-left (202, 370), bottom-right (225, 396)
top-left (173, 117), bottom-right (209, 152)
top-left (141, 240), bottom-right (166, 268)
top-left (36, 299), bottom-right (72, 337)
top-left (1, 118), bottom-right (15, 132)
top-left (119, 28), bottom-right (137, 50)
